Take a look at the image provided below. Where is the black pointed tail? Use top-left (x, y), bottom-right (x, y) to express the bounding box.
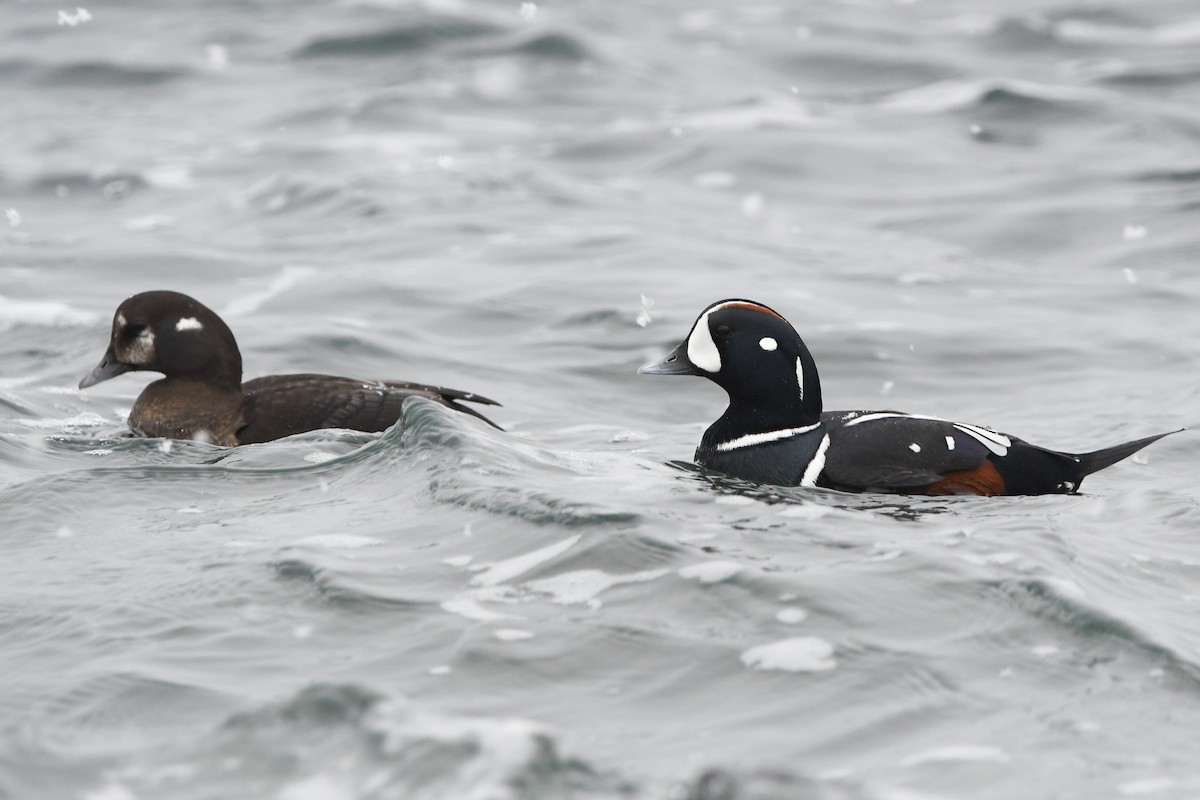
top-left (1074, 429), bottom-right (1183, 478)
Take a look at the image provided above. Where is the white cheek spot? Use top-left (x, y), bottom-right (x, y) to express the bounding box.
top-left (686, 311), bottom-right (722, 373)
top-left (759, 337), bottom-right (777, 351)
top-left (176, 316), bottom-right (203, 332)
top-left (945, 436), bottom-right (956, 451)
top-left (909, 443), bottom-right (921, 453)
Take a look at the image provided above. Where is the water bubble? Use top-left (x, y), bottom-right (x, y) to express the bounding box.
top-left (776, 607), bottom-right (809, 625)
top-left (636, 293), bottom-right (654, 327)
top-left (103, 180), bottom-right (131, 200)
top-left (57, 7), bottom-right (92, 26)
top-left (206, 43), bottom-right (229, 71)
top-left (740, 193), bottom-right (765, 217)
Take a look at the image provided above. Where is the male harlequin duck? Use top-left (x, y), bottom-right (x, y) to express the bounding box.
top-left (640, 299), bottom-right (1180, 496)
top-left (78, 290), bottom-right (500, 445)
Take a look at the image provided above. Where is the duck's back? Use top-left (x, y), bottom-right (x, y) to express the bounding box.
top-left (237, 374), bottom-right (499, 444)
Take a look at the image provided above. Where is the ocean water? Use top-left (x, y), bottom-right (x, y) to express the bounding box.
top-left (2, 0), bottom-right (1200, 798)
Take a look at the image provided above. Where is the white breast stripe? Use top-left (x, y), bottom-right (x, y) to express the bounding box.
top-left (795, 357), bottom-right (804, 401)
top-left (800, 433), bottom-right (831, 487)
top-left (716, 422), bottom-right (820, 452)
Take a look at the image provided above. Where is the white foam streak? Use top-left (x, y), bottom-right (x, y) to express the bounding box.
top-left (884, 78), bottom-right (1104, 113)
top-left (0, 294), bottom-right (100, 331)
top-left (741, 637), bottom-right (836, 672)
top-left (902, 744), bottom-right (1011, 766)
top-left (222, 266), bottom-right (316, 317)
top-left (678, 560), bottom-right (743, 584)
top-left (471, 535), bottom-right (581, 587)
top-left (523, 568), bottom-right (669, 608)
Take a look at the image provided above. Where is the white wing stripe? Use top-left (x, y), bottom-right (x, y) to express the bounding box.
top-left (841, 411), bottom-right (1011, 456)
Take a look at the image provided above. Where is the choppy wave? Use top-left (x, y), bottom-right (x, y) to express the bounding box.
top-left (294, 17), bottom-right (505, 59)
top-left (30, 61), bottom-right (191, 88)
top-left (83, 683), bottom-right (631, 800)
top-left (3, 0), bottom-right (1199, 797)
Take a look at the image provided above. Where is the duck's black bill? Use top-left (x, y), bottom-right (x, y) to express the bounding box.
top-left (638, 343), bottom-right (703, 376)
top-left (79, 348), bottom-right (132, 389)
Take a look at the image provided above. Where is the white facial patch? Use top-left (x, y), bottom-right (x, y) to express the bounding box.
top-left (176, 317), bottom-right (203, 332)
top-left (685, 308), bottom-right (724, 373)
top-left (126, 326), bottom-right (156, 364)
top-left (759, 337), bottom-right (777, 351)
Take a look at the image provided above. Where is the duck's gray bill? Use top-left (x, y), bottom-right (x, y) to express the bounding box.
top-left (638, 343), bottom-right (702, 376)
top-left (79, 348), bottom-right (132, 389)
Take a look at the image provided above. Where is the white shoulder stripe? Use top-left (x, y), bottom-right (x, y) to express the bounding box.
top-left (715, 422), bottom-right (820, 452)
top-left (800, 433), bottom-right (831, 487)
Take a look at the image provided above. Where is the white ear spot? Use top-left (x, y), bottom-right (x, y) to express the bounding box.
top-left (909, 443), bottom-right (922, 453)
top-left (116, 312), bottom-right (127, 328)
top-left (176, 317), bottom-right (203, 332)
top-left (758, 337), bottom-right (777, 351)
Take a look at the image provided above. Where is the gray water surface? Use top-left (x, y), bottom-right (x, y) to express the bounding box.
top-left (2, 1), bottom-right (1199, 798)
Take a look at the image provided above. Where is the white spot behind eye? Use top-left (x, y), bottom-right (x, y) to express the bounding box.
top-left (116, 312), bottom-right (126, 328)
top-left (910, 443), bottom-right (921, 453)
top-left (759, 337), bottom-right (777, 351)
top-left (176, 317), bottom-right (203, 332)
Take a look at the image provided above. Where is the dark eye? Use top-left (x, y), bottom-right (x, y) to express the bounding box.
top-left (715, 324), bottom-right (732, 337)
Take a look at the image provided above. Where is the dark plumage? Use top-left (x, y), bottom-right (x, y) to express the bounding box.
top-left (79, 290), bottom-right (499, 445)
top-left (641, 299), bottom-right (1179, 496)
